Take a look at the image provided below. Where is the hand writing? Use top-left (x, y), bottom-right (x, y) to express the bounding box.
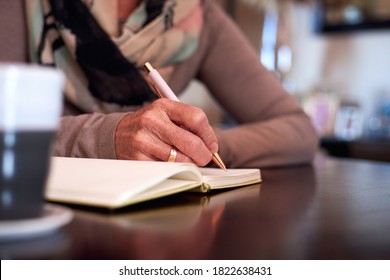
top-left (115, 99), bottom-right (219, 166)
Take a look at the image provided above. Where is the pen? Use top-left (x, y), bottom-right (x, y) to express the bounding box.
top-left (144, 62), bottom-right (226, 171)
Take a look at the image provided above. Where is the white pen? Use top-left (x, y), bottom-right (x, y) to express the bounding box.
top-left (144, 62), bottom-right (226, 171)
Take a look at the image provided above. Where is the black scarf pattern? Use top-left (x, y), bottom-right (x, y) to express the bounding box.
top-left (39, 0), bottom-right (169, 106)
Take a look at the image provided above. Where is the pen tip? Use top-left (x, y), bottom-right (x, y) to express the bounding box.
top-left (212, 153), bottom-right (226, 171)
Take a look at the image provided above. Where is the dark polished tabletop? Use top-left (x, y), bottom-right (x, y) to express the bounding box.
top-left (1, 154), bottom-right (390, 260)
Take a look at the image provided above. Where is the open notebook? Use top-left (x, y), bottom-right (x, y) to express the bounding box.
top-left (45, 157), bottom-right (261, 209)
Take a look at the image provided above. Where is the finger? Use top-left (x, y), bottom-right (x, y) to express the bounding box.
top-left (137, 135), bottom-right (195, 163)
top-left (164, 100), bottom-right (219, 154)
top-left (119, 123), bottom-right (195, 163)
top-left (144, 109), bottom-right (213, 165)
top-left (168, 126), bottom-right (213, 166)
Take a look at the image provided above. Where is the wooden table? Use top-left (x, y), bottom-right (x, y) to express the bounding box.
top-left (1, 155), bottom-right (390, 259)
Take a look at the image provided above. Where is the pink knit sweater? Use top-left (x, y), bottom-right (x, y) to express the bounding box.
top-left (0, 0), bottom-right (318, 168)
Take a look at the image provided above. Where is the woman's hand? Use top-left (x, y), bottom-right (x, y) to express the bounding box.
top-left (115, 99), bottom-right (219, 166)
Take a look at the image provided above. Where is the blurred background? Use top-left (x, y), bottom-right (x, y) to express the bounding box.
top-left (181, 0), bottom-right (390, 162)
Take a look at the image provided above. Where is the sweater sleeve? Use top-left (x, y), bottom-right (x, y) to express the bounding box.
top-left (52, 112), bottom-right (125, 159)
top-left (196, 1), bottom-right (318, 168)
top-left (0, 0), bottom-right (27, 62)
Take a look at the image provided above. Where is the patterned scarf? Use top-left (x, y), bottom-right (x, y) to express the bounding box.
top-left (25, 0), bottom-right (203, 113)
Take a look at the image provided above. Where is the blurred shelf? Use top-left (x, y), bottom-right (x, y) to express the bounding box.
top-left (320, 137), bottom-right (390, 163)
top-left (316, 20), bottom-right (390, 34)
top-left (314, 0), bottom-right (390, 34)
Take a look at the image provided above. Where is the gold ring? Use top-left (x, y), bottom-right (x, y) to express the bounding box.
top-left (167, 148), bottom-right (177, 162)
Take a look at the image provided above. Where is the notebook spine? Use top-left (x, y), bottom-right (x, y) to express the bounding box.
top-left (200, 183), bottom-right (211, 193)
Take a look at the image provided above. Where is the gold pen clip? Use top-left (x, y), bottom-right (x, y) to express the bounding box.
top-left (144, 63), bottom-right (164, 98)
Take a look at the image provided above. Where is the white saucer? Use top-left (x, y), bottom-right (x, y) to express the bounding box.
top-left (0, 204), bottom-right (73, 240)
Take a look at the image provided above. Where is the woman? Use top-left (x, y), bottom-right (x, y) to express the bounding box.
top-left (22, 0), bottom-right (317, 168)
